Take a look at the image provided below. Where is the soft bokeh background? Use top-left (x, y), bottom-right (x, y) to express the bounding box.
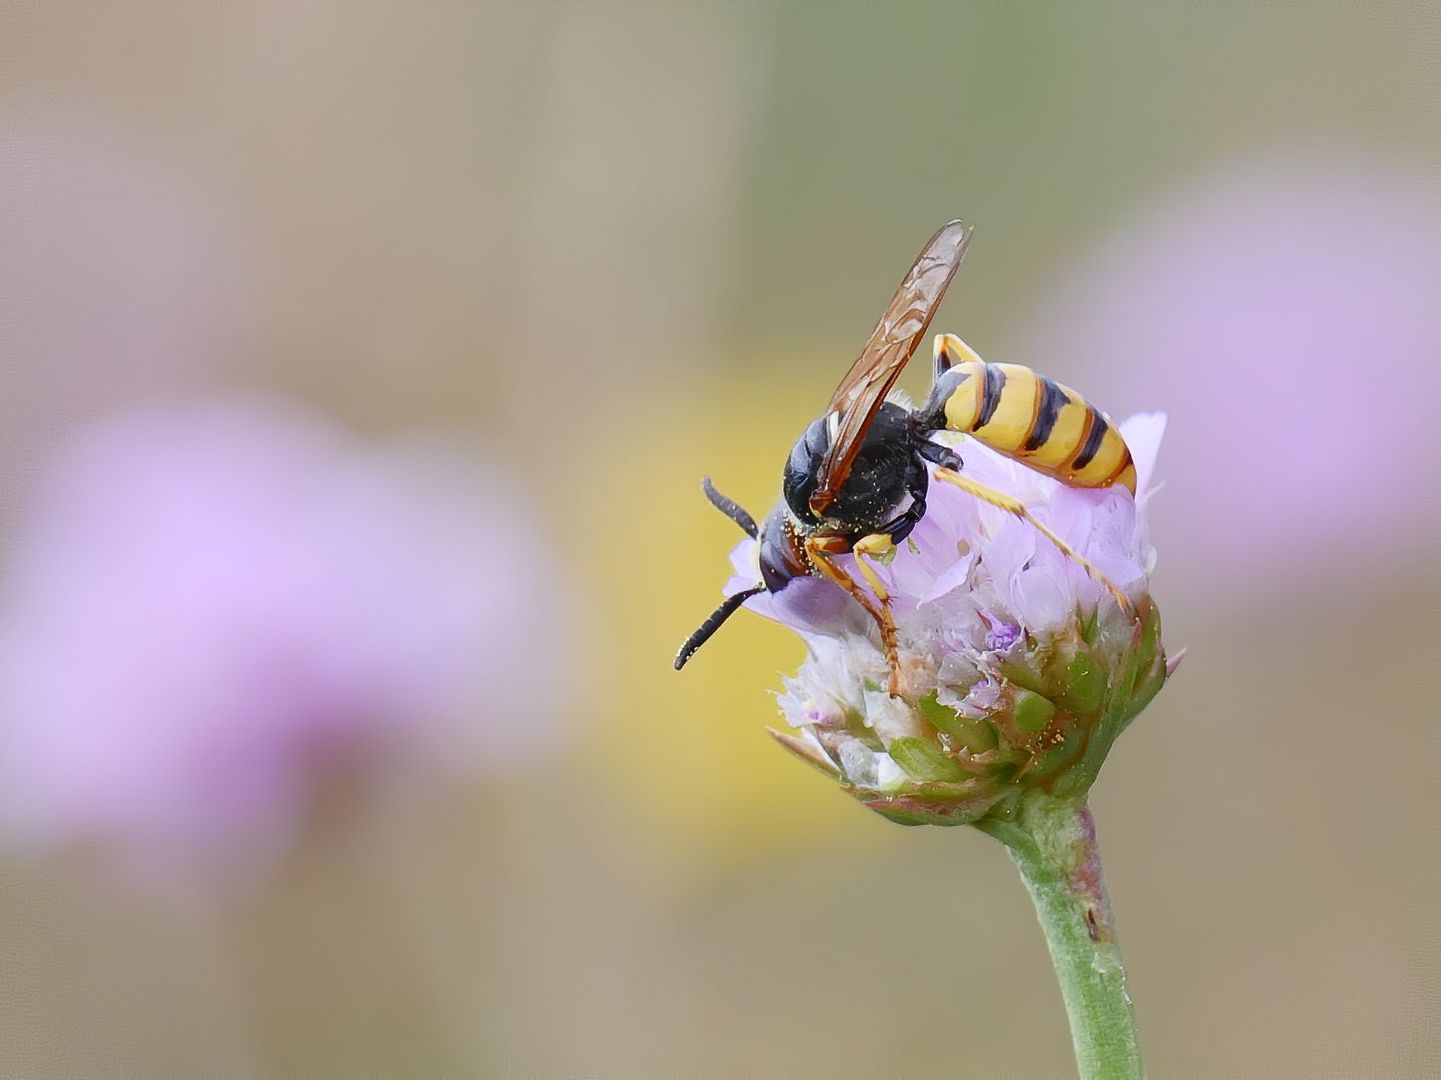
top-left (2, 3), bottom-right (1437, 1077)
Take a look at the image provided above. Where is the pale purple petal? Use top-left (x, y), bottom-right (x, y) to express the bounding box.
top-left (921, 551), bottom-right (977, 605)
top-left (1119, 413), bottom-right (1167, 501)
top-left (725, 537), bottom-right (871, 636)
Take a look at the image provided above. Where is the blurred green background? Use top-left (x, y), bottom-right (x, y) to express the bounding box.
top-left (1, 3), bottom-right (1437, 1077)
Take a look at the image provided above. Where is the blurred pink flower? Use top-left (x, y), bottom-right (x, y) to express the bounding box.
top-left (1012, 152), bottom-right (1441, 596)
top-left (0, 400), bottom-right (572, 888)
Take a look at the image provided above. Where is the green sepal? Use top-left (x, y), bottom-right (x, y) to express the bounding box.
top-left (980, 785), bottom-right (1025, 823)
top-left (1024, 725), bottom-right (1087, 781)
top-left (842, 708), bottom-right (886, 751)
top-left (1013, 689), bottom-right (1058, 733)
top-left (857, 780), bottom-right (1004, 826)
top-left (1063, 652), bottom-right (1106, 716)
top-left (917, 690), bottom-right (998, 752)
top-left (887, 737), bottom-right (969, 782)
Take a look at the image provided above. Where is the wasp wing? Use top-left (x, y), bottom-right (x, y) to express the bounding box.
top-left (809, 219), bottom-right (974, 518)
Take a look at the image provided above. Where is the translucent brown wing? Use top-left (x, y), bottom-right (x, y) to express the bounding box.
top-left (809, 220), bottom-right (974, 518)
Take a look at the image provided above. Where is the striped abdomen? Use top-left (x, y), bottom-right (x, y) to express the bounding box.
top-left (923, 336), bottom-right (1136, 493)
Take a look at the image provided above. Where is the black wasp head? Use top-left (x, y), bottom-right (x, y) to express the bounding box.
top-left (782, 401), bottom-right (916, 534)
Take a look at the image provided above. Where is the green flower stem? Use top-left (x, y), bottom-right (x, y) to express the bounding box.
top-left (978, 792), bottom-right (1144, 1080)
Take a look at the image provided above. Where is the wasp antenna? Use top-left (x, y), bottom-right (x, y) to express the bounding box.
top-left (701, 477), bottom-right (759, 539)
top-left (674, 585), bottom-right (765, 670)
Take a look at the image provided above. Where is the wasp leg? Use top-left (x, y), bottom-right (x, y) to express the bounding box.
top-left (805, 533), bottom-right (903, 696)
top-left (874, 456), bottom-right (929, 546)
top-left (918, 439), bottom-right (963, 472)
top-left (852, 536), bottom-right (903, 693)
top-left (932, 332), bottom-right (984, 380)
top-left (931, 467), bottom-right (1137, 619)
top-left (852, 532), bottom-right (897, 606)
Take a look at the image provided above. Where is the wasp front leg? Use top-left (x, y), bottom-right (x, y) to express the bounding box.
top-left (851, 532), bottom-right (897, 595)
top-left (845, 492), bottom-right (921, 598)
top-left (804, 533), bottom-right (903, 696)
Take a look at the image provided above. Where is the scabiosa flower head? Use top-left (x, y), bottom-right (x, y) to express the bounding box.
top-left (728, 415), bottom-right (1170, 826)
top-left (0, 400), bottom-right (573, 889)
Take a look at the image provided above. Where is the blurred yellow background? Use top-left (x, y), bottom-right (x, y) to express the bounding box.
top-left (1, 3), bottom-right (1437, 1077)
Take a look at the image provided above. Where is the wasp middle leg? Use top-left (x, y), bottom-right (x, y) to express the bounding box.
top-left (804, 533), bottom-right (903, 695)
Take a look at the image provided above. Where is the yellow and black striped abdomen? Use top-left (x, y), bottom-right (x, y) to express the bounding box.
top-left (929, 338), bottom-right (1135, 493)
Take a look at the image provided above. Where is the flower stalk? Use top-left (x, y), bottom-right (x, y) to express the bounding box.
top-left (978, 793), bottom-right (1143, 1080)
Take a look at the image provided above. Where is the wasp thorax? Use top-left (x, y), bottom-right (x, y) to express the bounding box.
top-left (782, 402), bottom-right (916, 532)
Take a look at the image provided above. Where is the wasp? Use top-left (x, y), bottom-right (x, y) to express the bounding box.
top-left (675, 221), bottom-right (1137, 693)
